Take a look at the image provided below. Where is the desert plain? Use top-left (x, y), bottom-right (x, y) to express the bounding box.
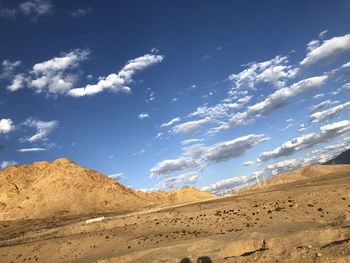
top-left (0, 160), bottom-right (350, 263)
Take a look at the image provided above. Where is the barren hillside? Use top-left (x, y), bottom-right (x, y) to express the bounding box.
top-left (0, 159), bottom-right (215, 221)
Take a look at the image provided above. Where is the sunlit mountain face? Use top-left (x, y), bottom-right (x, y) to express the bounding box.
top-left (1, 0), bottom-right (350, 195)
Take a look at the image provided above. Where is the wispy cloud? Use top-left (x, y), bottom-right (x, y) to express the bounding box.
top-left (21, 118), bottom-right (58, 142)
top-left (70, 6), bottom-right (92, 18)
top-left (1, 160), bottom-right (17, 169)
top-left (0, 0), bottom-right (54, 22)
top-left (18, 147), bottom-right (46, 152)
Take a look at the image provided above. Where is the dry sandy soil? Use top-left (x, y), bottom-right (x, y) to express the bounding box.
top-left (1, 164), bottom-right (350, 262)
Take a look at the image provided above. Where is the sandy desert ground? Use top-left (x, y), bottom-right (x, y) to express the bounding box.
top-left (1, 165), bottom-right (350, 262)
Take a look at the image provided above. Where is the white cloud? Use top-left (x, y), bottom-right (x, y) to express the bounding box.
top-left (310, 100), bottom-right (331, 114)
top-left (158, 171), bottom-right (198, 189)
top-left (0, 0), bottom-right (54, 21)
top-left (312, 93), bottom-right (324, 99)
top-left (172, 117), bottom-right (210, 135)
top-left (138, 113), bottom-right (149, 120)
top-left (30, 49), bottom-right (90, 94)
top-left (18, 147), bottom-right (46, 152)
top-left (309, 102), bottom-right (350, 124)
top-left (145, 90), bottom-right (156, 103)
top-left (150, 157), bottom-right (198, 178)
top-left (228, 55), bottom-right (296, 91)
top-left (0, 60), bottom-right (21, 79)
top-left (306, 40), bottom-right (320, 52)
top-left (343, 83), bottom-right (350, 89)
top-left (69, 53), bottom-right (164, 97)
top-left (298, 123), bottom-right (306, 133)
top-left (202, 176), bottom-right (247, 195)
top-left (108, 173), bottom-right (124, 181)
top-left (243, 161), bottom-right (254, 166)
top-left (22, 118), bottom-right (58, 142)
top-left (257, 120), bottom-right (350, 162)
top-left (300, 33), bottom-right (350, 67)
top-left (19, 0), bottom-right (54, 20)
top-left (1, 160), bottom-right (17, 169)
top-left (160, 117), bottom-right (180, 127)
top-left (219, 75), bottom-right (328, 130)
top-left (0, 119), bottom-right (15, 133)
top-left (204, 134), bottom-right (269, 164)
top-left (150, 134), bottom-right (268, 177)
top-left (319, 30), bottom-right (328, 39)
top-left (190, 102), bottom-right (243, 120)
top-left (70, 6), bottom-right (92, 18)
top-left (7, 74), bottom-right (27, 91)
top-left (181, 138), bottom-right (201, 145)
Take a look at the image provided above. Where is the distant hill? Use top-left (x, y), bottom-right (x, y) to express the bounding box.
top-left (0, 159), bottom-right (215, 221)
top-left (324, 148), bottom-right (350, 165)
top-left (241, 164), bottom-right (350, 191)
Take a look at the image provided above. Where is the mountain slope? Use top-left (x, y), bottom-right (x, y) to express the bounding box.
top-left (242, 164), bottom-right (350, 191)
top-left (325, 149), bottom-right (350, 165)
top-left (0, 159), bottom-right (215, 221)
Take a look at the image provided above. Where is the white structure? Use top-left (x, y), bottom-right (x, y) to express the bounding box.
top-left (85, 216), bottom-right (105, 224)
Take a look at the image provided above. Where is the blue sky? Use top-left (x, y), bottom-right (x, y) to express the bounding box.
top-left (1, 0), bottom-right (350, 195)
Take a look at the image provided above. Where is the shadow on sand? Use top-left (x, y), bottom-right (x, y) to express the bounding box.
top-left (181, 256), bottom-right (212, 263)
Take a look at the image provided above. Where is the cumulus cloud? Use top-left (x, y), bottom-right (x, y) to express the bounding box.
top-left (300, 33), bottom-right (350, 67)
top-left (1, 160), bottom-right (17, 169)
top-left (108, 173), bottom-right (124, 181)
top-left (228, 55), bottom-right (297, 91)
top-left (201, 176), bottom-right (247, 195)
top-left (150, 157), bottom-right (198, 178)
top-left (69, 54), bottom-right (164, 97)
top-left (204, 134), bottom-right (269, 164)
top-left (190, 102), bottom-right (243, 120)
top-left (138, 113), bottom-right (149, 120)
top-left (18, 147), bottom-right (46, 152)
top-left (160, 117), bottom-right (180, 127)
top-left (150, 134), bottom-right (268, 177)
top-left (0, 119), bottom-right (15, 133)
top-left (158, 171), bottom-right (198, 189)
top-left (21, 118), bottom-right (58, 142)
top-left (309, 102), bottom-right (350, 124)
top-left (7, 74), bottom-right (27, 91)
top-left (257, 120), bottom-right (350, 162)
top-left (172, 117), bottom-right (211, 135)
top-left (30, 49), bottom-right (90, 94)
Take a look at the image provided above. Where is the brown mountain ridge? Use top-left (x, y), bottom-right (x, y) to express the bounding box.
top-left (0, 158), bottom-right (215, 221)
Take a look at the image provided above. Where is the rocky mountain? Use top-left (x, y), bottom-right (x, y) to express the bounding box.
top-left (0, 159), bottom-right (215, 221)
top-left (324, 148), bottom-right (350, 165)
